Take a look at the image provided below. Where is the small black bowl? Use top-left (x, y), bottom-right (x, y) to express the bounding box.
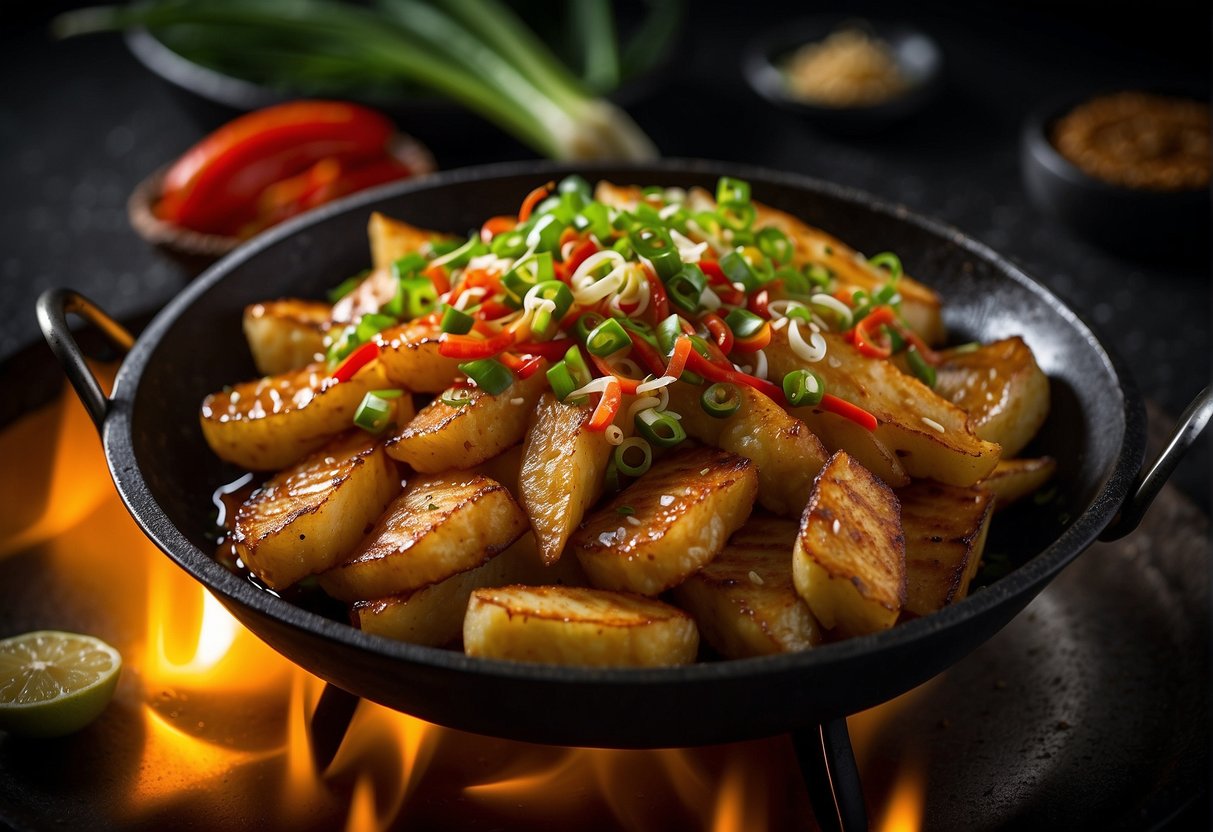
top-left (742, 16), bottom-right (942, 135)
top-left (1020, 90), bottom-right (1210, 263)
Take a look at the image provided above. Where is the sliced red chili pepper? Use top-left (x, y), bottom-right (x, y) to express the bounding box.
top-left (587, 379), bottom-right (622, 431)
top-left (642, 266), bottom-right (670, 323)
top-left (701, 312), bottom-right (734, 355)
top-left (748, 289), bottom-right (771, 319)
top-left (590, 355), bottom-right (642, 394)
top-left (664, 336), bottom-right (694, 379)
top-left (474, 300), bottom-right (515, 321)
top-left (564, 239), bottom-right (600, 276)
top-left (511, 338), bottom-right (576, 360)
top-left (699, 260), bottom-right (746, 305)
top-left (630, 335), bottom-right (669, 377)
top-left (480, 215), bottom-right (516, 243)
top-left (847, 305), bottom-right (897, 359)
top-left (518, 182), bottom-right (554, 223)
top-left (461, 269), bottom-right (500, 289)
top-left (558, 226), bottom-right (580, 251)
top-left (732, 322), bottom-right (772, 353)
top-left (684, 349), bottom-right (785, 403)
top-left (499, 352), bottom-right (545, 380)
top-left (423, 263), bottom-right (450, 295)
top-left (437, 330), bottom-right (516, 359)
top-left (820, 394), bottom-right (879, 431)
top-left (158, 100), bottom-right (395, 235)
top-left (331, 341), bottom-right (379, 383)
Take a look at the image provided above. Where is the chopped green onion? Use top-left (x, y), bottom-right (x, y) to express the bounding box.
top-left (547, 360), bottom-right (580, 402)
top-left (665, 263), bottom-right (707, 314)
top-left (355, 313), bottom-right (397, 343)
top-left (391, 253), bottom-right (427, 280)
top-left (558, 174), bottom-right (592, 202)
top-left (656, 313), bottom-right (687, 358)
top-left (872, 283), bottom-right (900, 305)
top-left (717, 200), bottom-right (756, 231)
top-left (604, 458), bottom-right (623, 493)
top-left (952, 342), bottom-right (981, 354)
top-left (429, 238), bottom-right (463, 257)
top-left (441, 306), bottom-right (475, 335)
top-left (533, 194), bottom-right (575, 223)
top-left (618, 317), bottom-right (659, 347)
top-left (611, 236), bottom-right (634, 258)
top-left (353, 391), bottom-right (394, 434)
top-left (526, 214), bottom-right (566, 252)
top-left (563, 344), bottom-right (592, 385)
top-left (725, 308), bottom-right (765, 339)
top-left (782, 369), bottom-right (825, 407)
top-left (636, 407), bottom-right (686, 448)
top-left (397, 275), bottom-right (440, 318)
top-left (328, 270), bottom-right (368, 303)
top-left (716, 177), bottom-right (751, 206)
top-left (527, 280), bottom-right (574, 336)
top-left (490, 230), bottom-right (528, 258)
top-left (719, 249), bottom-right (761, 292)
top-left (572, 312), bottom-right (606, 345)
top-left (586, 318), bottom-right (632, 356)
top-left (805, 263), bottom-right (832, 288)
top-left (371, 388), bottom-right (404, 399)
top-left (641, 185), bottom-right (664, 198)
top-left (757, 227), bottom-right (793, 264)
top-left (613, 437), bottom-right (653, 477)
top-left (575, 201), bottom-right (612, 239)
top-left (906, 347), bottom-right (936, 388)
top-left (440, 388), bottom-right (475, 407)
top-left (503, 252), bottom-right (555, 304)
top-left (325, 324), bottom-right (360, 365)
top-left (775, 265), bottom-right (809, 295)
top-left (867, 252), bottom-right (903, 281)
top-left (885, 325), bottom-right (907, 353)
top-left (458, 358), bottom-right (514, 395)
top-left (431, 235), bottom-right (485, 269)
top-left (701, 383), bottom-right (741, 418)
top-left (629, 226), bottom-right (681, 279)
top-left (616, 505), bottom-right (636, 516)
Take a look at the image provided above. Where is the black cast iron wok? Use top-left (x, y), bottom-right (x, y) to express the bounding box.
top-left (38, 160), bottom-right (1211, 750)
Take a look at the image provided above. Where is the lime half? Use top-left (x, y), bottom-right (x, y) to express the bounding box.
top-left (0, 631), bottom-right (122, 738)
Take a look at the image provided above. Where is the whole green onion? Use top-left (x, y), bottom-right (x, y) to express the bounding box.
top-left (701, 383), bottom-right (741, 418)
top-left (459, 358), bottom-right (514, 395)
top-left (782, 369), bottom-right (825, 407)
top-left (636, 407), bottom-right (686, 448)
top-left (586, 318), bottom-right (632, 356)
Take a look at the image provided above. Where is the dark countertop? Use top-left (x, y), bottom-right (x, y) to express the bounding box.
top-left (1, 3), bottom-right (1208, 505)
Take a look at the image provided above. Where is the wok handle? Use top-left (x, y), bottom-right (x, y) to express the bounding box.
top-left (35, 288), bottom-right (135, 432)
top-left (1101, 386), bottom-right (1213, 542)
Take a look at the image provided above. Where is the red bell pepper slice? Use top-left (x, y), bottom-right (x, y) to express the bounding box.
top-left (701, 313), bottom-right (734, 355)
top-left (518, 182), bottom-right (554, 223)
top-left (820, 394), bottom-right (879, 431)
top-left (331, 342), bottom-right (380, 383)
top-left (511, 338), bottom-right (577, 361)
top-left (590, 355), bottom-right (643, 394)
top-left (643, 266), bottom-right (670, 322)
top-left (587, 378), bottom-right (622, 432)
top-left (438, 330), bottom-right (516, 359)
top-left (480, 215), bottom-right (517, 243)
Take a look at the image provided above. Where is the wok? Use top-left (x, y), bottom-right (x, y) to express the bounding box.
top-left (38, 160), bottom-right (1211, 750)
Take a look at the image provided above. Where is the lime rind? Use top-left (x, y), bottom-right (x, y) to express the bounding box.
top-left (0, 631), bottom-right (123, 738)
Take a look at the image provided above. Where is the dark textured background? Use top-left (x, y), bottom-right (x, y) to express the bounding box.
top-left (0, 0), bottom-right (1209, 506)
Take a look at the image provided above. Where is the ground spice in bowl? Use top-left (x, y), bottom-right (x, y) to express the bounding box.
top-left (1050, 91), bottom-right (1209, 191)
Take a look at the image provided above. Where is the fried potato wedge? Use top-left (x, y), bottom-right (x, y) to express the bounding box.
top-left (750, 200), bottom-right (945, 345)
top-left (672, 516), bottom-right (823, 658)
top-left (351, 530), bottom-right (583, 646)
top-left (784, 403), bottom-right (910, 488)
top-left (667, 383), bottom-right (828, 516)
top-left (387, 366), bottom-right (547, 472)
top-left (469, 443), bottom-right (524, 503)
top-left (200, 360), bottom-right (394, 471)
top-left (933, 337), bottom-right (1049, 457)
top-left (573, 447), bottom-right (758, 596)
top-left (792, 451), bottom-right (905, 637)
top-left (463, 585), bottom-right (699, 667)
top-left (233, 433), bottom-right (400, 590)
top-left (242, 300), bottom-right (329, 375)
top-left (368, 211), bottom-right (452, 272)
top-left (899, 481), bottom-right (994, 617)
top-left (318, 473), bottom-right (528, 602)
top-left (766, 330), bottom-right (1001, 486)
top-left (376, 320), bottom-right (463, 393)
top-left (520, 393), bottom-right (613, 565)
top-left (981, 457), bottom-right (1057, 510)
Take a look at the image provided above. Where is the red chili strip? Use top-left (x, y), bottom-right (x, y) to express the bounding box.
top-left (642, 266), bottom-right (669, 323)
top-left (587, 379), bottom-right (622, 431)
top-left (499, 352), bottom-right (544, 379)
top-left (664, 336), bottom-right (694, 380)
top-left (590, 354), bottom-right (642, 394)
top-left (518, 182), bottom-right (554, 223)
top-left (684, 349), bottom-right (785, 403)
top-left (565, 239), bottom-right (599, 276)
top-left (819, 394), bottom-right (879, 431)
top-left (480, 215), bottom-right (516, 243)
top-left (331, 341), bottom-right (379, 383)
top-left (511, 338), bottom-right (576, 360)
top-left (630, 336), bottom-right (669, 377)
top-left (701, 312), bottom-right (734, 355)
top-left (437, 329), bottom-right (516, 359)
top-left (847, 305), bottom-right (897, 359)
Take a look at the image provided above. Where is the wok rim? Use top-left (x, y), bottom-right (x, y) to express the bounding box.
top-left (101, 158), bottom-right (1147, 689)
